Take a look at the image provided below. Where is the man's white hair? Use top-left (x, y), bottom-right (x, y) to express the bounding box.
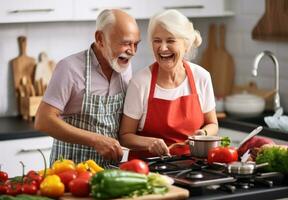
top-left (147, 9), bottom-right (202, 60)
top-left (96, 9), bottom-right (116, 32)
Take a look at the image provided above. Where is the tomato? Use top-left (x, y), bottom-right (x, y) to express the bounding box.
top-left (119, 159), bottom-right (149, 175)
top-left (0, 183), bottom-right (8, 194)
top-left (77, 171), bottom-right (92, 181)
top-left (6, 182), bottom-right (22, 196)
top-left (208, 146), bottom-right (238, 164)
top-left (26, 170), bottom-right (43, 188)
top-left (69, 178), bottom-right (90, 197)
top-left (57, 170), bottom-right (77, 191)
top-left (21, 183), bottom-right (38, 195)
top-left (0, 171), bottom-right (8, 182)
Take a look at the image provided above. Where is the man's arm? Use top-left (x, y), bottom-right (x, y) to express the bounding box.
top-left (35, 102), bottom-right (123, 161)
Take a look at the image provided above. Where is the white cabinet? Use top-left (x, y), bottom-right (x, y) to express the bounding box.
top-left (146, 0), bottom-right (233, 18)
top-left (74, 0), bottom-right (149, 20)
top-left (0, 0), bottom-right (73, 23)
top-left (0, 136), bottom-right (53, 177)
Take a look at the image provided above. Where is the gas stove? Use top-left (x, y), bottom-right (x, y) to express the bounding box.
top-left (144, 155), bottom-right (285, 195)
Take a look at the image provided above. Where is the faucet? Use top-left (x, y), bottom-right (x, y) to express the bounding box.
top-left (252, 50), bottom-right (281, 112)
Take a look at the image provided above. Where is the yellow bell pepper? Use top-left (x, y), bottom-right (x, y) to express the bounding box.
top-left (52, 158), bottom-right (75, 174)
top-left (85, 159), bottom-right (104, 174)
top-left (76, 162), bottom-right (89, 174)
top-left (40, 175), bottom-right (65, 198)
top-left (38, 168), bottom-right (54, 177)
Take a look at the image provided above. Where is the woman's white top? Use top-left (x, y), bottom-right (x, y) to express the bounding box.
top-left (124, 61), bottom-right (216, 131)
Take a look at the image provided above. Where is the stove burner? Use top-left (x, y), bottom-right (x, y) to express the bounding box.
top-left (186, 171), bottom-right (204, 179)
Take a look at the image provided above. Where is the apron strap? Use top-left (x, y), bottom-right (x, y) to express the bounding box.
top-left (85, 49), bottom-right (92, 94)
top-left (148, 60), bottom-right (197, 100)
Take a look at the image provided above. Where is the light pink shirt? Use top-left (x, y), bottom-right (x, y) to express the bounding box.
top-left (43, 48), bottom-right (132, 115)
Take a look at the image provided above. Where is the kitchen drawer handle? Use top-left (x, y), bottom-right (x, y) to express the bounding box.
top-left (9, 8), bottom-right (54, 14)
top-left (18, 147), bottom-right (51, 153)
top-left (164, 5), bottom-right (204, 10)
top-left (91, 7), bottom-right (131, 12)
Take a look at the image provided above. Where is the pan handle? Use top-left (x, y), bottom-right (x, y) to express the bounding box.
top-left (168, 142), bottom-right (187, 150)
top-left (255, 162), bottom-right (269, 169)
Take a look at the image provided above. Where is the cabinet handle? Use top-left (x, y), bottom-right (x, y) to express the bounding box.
top-left (164, 5), bottom-right (204, 10)
top-left (18, 147), bottom-right (51, 153)
top-left (91, 7), bottom-right (131, 12)
top-left (9, 8), bottom-right (54, 14)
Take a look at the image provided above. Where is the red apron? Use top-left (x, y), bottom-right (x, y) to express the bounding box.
top-left (129, 61), bottom-right (204, 160)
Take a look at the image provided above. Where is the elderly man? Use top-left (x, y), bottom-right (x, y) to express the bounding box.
top-left (35, 9), bottom-right (141, 168)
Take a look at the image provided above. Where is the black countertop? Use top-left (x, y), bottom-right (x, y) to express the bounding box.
top-left (1, 114), bottom-right (288, 141)
top-left (0, 116), bottom-right (46, 141)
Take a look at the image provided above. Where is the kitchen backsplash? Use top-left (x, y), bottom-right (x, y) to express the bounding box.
top-left (0, 0), bottom-right (288, 116)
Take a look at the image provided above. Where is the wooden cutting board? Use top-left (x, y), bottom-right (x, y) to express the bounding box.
top-left (210, 24), bottom-right (235, 98)
top-left (252, 0), bottom-right (288, 41)
top-left (11, 36), bottom-right (36, 93)
top-left (60, 185), bottom-right (189, 200)
top-left (199, 24), bottom-right (217, 72)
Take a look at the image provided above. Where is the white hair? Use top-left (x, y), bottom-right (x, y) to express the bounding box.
top-left (95, 9), bottom-right (116, 33)
top-left (147, 9), bottom-right (202, 60)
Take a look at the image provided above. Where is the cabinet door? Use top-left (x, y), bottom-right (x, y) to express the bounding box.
top-left (0, 137), bottom-right (53, 177)
top-left (74, 0), bottom-right (149, 20)
top-left (147, 0), bottom-right (232, 18)
top-left (0, 0), bottom-right (73, 23)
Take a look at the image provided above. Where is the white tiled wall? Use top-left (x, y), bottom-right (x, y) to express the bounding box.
top-left (0, 0), bottom-right (287, 116)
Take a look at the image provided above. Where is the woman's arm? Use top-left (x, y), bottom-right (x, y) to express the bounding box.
top-left (194, 109), bottom-right (219, 136)
top-left (119, 114), bottom-right (170, 156)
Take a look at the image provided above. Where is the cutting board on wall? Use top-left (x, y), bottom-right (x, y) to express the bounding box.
top-left (11, 36), bottom-right (36, 93)
top-left (210, 24), bottom-right (235, 98)
top-left (60, 185), bottom-right (189, 200)
top-left (199, 24), bottom-right (217, 72)
top-left (252, 0), bottom-right (288, 41)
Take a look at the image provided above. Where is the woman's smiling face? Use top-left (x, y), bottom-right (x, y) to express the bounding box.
top-left (152, 25), bottom-right (187, 71)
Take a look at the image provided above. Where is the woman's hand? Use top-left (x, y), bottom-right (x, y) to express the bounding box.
top-left (147, 138), bottom-right (170, 156)
top-left (193, 129), bottom-right (207, 136)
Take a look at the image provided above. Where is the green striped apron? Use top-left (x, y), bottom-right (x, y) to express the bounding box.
top-left (50, 48), bottom-right (125, 168)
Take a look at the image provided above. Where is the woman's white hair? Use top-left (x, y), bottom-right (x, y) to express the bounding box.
top-left (95, 9), bottom-right (116, 33)
top-left (148, 9), bottom-right (202, 60)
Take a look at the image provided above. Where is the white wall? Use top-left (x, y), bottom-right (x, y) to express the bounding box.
top-left (0, 0), bottom-right (288, 116)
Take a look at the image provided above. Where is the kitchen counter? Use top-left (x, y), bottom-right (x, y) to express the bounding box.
top-left (0, 116), bottom-right (46, 140)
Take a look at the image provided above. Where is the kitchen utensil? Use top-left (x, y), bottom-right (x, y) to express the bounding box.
top-left (240, 149), bottom-right (251, 163)
top-left (210, 24), bottom-right (235, 98)
top-left (34, 52), bottom-right (55, 86)
top-left (252, 0), bottom-right (288, 41)
top-left (188, 135), bottom-right (221, 158)
top-left (11, 36), bottom-right (36, 95)
top-left (60, 185), bottom-right (189, 200)
top-left (199, 24), bottom-right (217, 72)
top-left (238, 126), bottom-right (263, 150)
top-left (214, 161), bottom-right (269, 175)
top-left (224, 92), bottom-right (265, 117)
top-left (168, 136), bottom-right (221, 158)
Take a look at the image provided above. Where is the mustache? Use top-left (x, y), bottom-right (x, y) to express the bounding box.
top-left (118, 52), bottom-right (132, 59)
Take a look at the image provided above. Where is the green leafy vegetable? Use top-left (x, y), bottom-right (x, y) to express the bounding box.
top-left (256, 146), bottom-right (288, 173)
top-left (221, 136), bottom-right (231, 147)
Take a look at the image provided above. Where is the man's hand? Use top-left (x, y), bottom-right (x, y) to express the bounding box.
top-left (93, 135), bottom-right (123, 161)
top-left (147, 138), bottom-right (170, 156)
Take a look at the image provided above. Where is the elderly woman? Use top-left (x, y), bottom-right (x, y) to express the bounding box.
top-left (119, 10), bottom-right (218, 159)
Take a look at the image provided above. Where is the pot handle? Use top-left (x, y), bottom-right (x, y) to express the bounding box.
top-left (168, 141), bottom-right (187, 150)
top-left (255, 162), bottom-right (269, 169)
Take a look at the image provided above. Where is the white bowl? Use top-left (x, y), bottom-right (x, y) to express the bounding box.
top-left (224, 93), bottom-right (265, 117)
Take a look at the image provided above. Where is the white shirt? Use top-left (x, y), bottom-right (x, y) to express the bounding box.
top-left (124, 62), bottom-right (215, 131)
